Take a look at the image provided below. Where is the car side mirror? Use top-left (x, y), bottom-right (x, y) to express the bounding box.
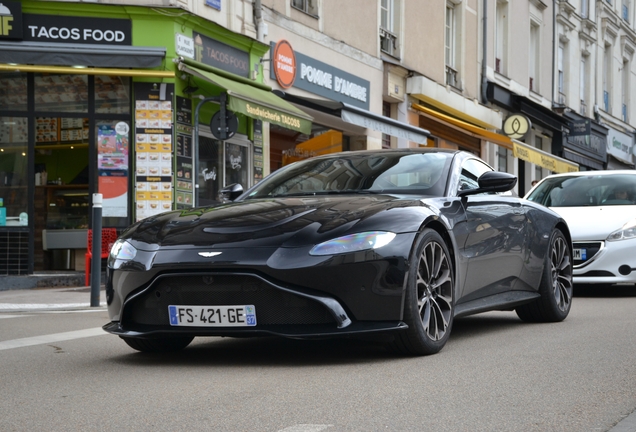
top-left (218, 183), bottom-right (244, 202)
top-left (457, 171), bottom-right (517, 197)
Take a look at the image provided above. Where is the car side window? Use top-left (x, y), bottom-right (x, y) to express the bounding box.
top-left (459, 159), bottom-right (492, 192)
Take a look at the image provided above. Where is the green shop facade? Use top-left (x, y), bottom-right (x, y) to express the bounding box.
top-left (0, 0), bottom-right (311, 275)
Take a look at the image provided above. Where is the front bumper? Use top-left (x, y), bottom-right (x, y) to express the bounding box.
top-left (105, 234), bottom-right (415, 338)
top-left (572, 237), bottom-right (636, 285)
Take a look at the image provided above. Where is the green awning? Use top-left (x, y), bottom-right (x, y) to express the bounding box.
top-left (178, 62), bottom-right (312, 134)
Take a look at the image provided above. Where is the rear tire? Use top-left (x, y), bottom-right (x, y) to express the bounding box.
top-left (392, 229), bottom-right (454, 356)
top-left (516, 228), bottom-right (573, 322)
top-left (120, 336), bottom-right (194, 353)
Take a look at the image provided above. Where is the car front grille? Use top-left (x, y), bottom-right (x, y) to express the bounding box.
top-left (573, 241), bottom-right (603, 267)
top-left (122, 274), bottom-right (335, 328)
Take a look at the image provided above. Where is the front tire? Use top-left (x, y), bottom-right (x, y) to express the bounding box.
top-left (516, 228), bottom-right (573, 322)
top-left (392, 229), bottom-right (454, 356)
top-left (120, 336), bottom-right (194, 353)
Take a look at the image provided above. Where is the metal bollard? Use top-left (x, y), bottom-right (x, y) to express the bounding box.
top-left (90, 193), bottom-right (103, 307)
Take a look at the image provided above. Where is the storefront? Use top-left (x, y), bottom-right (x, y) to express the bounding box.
top-left (263, 39), bottom-right (429, 167)
top-left (562, 111), bottom-right (608, 171)
top-left (0, 1), bottom-right (299, 275)
top-left (486, 82), bottom-right (579, 193)
top-left (605, 127), bottom-right (635, 170)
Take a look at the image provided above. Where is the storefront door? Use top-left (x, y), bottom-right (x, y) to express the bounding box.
top-left (197, 132), bottom-right (251, 206)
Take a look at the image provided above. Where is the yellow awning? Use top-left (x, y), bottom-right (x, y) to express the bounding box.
top-left (512, 140), bottom-right (579, 173)
top-left (0, 63), bottom-right (174, 78)
top-left (412, 103), bottom-right (513, 150)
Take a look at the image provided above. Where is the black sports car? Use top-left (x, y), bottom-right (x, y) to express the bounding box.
top-left (104, 149), bottom-right (573, 355)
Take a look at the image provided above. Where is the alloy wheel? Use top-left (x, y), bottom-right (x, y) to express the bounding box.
top-left (416, 241), bottom-right (453, 341)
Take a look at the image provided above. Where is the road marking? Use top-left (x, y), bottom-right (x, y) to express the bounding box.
top-left (0, 327), bottom-right (106, 351)
top-left (278, 426), bottom-right (333, 432)
top-left (0, 314), bottom-right (33, 319)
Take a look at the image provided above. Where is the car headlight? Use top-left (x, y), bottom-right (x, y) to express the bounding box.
top-left (607, 218), bottom-right (636, 242)
top-left (309, 231), bottom-right (396, 256)
top-left (108, 239), bottom-right (137, 266)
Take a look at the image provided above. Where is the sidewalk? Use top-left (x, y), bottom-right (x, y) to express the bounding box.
top-left (0, 286), bottom-right (106, 312)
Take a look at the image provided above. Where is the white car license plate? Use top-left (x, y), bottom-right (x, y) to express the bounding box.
top-left (168, 305), bottom-right (257, 327)
top-left (573, 248), bottom-right (587, 260)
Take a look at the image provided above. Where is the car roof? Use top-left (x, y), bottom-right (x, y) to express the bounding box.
top-left (541, 170), bottom-right (636, 179)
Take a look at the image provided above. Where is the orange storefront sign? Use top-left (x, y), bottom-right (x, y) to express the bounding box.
top-left (273, 39), bottom-right (296, 89)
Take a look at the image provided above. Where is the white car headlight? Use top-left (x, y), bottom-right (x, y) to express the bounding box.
top-left (109, 239), bottom-right (137, 262)
top-left (607, 218), bottom-right (636, 242)
top-left (309, 231), bottom-right (396, 256)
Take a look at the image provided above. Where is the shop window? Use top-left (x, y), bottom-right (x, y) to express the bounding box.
top-left (95, 76), bottom-right (131, 114)
top-left (225, 142), bottom-right (250, 187)
top-left (97, 119), bottom-right (130, 229)
top-left (196, 136), bottom-right (250, 207)
top-left (0, 73), bottom-right (27, 112)
top-left (0, 117), bottom-right (29, 226)
top-left (34, 74), bottom-right (88, 113)
top-left (197, 135), bottom-right (224, 207)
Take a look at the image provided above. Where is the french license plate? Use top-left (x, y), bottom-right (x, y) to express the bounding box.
top-left (168, 305), bottom-right (257, 327)
top-left (573, 248), bottom-right (587, 260)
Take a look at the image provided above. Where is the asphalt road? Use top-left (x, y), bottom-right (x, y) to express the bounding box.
top-left (1, 286), bottom-right (635, 432)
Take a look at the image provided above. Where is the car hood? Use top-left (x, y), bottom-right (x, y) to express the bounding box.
top-left (125, 195), bottom-right (434, 250)
top-left (549, 205), bottom-right (636, 241)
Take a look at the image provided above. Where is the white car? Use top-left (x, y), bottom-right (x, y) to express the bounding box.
top-left (525, 170), bottom-right (636, 287)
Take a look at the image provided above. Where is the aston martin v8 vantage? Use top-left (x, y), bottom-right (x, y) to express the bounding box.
top-left (104, 149), bottom-right (573, 356)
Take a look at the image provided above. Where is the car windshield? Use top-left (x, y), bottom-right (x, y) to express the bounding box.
top-left (526, 174), bottom-right (636, 207)
top-left (244, 151), bottom-right (453, 199)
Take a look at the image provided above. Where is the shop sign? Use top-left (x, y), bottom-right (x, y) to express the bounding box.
top-left (270, 41), bottom-right (370, 110)
top-left (502, 114), bottom-right (531, 140)
top-left (512, 140), bottom-right (579, 173)
top-left (176, 33), bottom-right (195, 59)
top-left (607, 128), bottom-right (634, 164)
top-left (272, 40), bottom-right (296, 89)
top-left (567, 118), bottom-right (603, 155)
top-left (193, 31), bottom-right (249, 78)
top-left (0, 1), bottom-right (22, 40)
top-left (22, 14), bottom-right (131, 45)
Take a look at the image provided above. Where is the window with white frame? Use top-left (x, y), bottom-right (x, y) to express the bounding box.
top-left (603, 44), bottom-right (612, 112)
top-left (495, 0), bottom-right (509, 75)
top-left (530, 21), bottom-right (540, 92)
top-left (623, 0), bottom-right (630, 21)
top-left (622, 59), bottom-right (630, 122)
top-left (291, 0), bottom-right (318, 16)
top-left (445, 2), bottom-right (459, 88)
top-left (581, 0), bottom-right (589, 18)
top-left (558, 42), bottom-right (566, 105)
top-left (380, 0), bottom-right (400, 58)
top-left (580, 56), bottom-right (588, 115)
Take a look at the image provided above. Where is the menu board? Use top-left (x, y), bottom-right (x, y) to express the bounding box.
top-left (175, 96), bottom-right (194, 208)
top-left (0, 117), bottom-right (28, 144)
top-left (133, 83), bottom-right (174, 221)
top-left (35, 117), bottom-right (59, 143)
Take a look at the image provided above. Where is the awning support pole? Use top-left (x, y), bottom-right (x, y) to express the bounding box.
top-left (193, 92), bottom-right (227, 207)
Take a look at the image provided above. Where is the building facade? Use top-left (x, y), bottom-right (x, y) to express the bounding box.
top-left (2, 0), bottom-right (636, 277)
